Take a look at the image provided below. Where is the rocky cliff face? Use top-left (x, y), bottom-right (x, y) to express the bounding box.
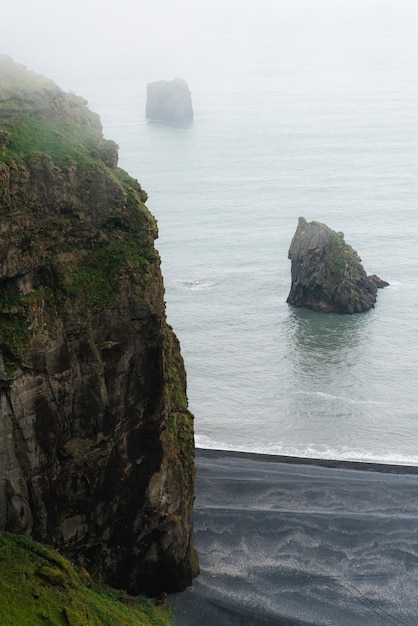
top-left (287, 217), bottom-right (388, 313)
top-left (0, 55), bottom-right (198, 595)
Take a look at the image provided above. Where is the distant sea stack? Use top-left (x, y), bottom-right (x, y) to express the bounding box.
top-left (146, 78), bottom-right (193, 121)
top-left (0, 55), bottom-right (198, 595)
top-left (287, 217), bottom-right (388, 313)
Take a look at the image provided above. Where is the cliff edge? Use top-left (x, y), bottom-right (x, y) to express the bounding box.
top-left (287, 217), bottom-right (388, 313)
top-left (0, 55), bottom-right (198, 595)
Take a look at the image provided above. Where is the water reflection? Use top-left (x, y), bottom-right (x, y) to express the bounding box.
top-left (278, 306), bottom-right (379, 455)
top-left (285, 306), bottom-right (372, 387)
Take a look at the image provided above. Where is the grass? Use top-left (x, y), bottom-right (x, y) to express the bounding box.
top-left (0, 115), bottom-right (102, 168)
top-left (0, 233), bottom-right (157, 369)
top-left (0, 54), bottom-right (107, 169)
top-left (327, 231), bottom-right (363, 294)
top-left (0, 532), bottom-right (172, 626)
top-left (53, 237), bottom-right (157, 313)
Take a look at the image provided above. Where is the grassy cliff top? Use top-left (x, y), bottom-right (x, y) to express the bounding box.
top-left (0, 532), bottom-right (171, 625)
top-left (0, 55), bottom-right (109, 168)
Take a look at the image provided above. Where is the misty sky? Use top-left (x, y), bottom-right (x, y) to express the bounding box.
top-left (3, 0), bottom-right (418, 92)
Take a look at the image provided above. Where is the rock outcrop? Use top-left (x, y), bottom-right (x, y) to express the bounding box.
top-left (146, 78), bottom-right (193, 122)
top-left (287, 217), bottom-right (388, 313)
top-left (0, 55), bottom-right (198, 595)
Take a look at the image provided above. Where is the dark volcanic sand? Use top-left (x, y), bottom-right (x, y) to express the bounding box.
top-left (170, 449), bottom-right (418, 625)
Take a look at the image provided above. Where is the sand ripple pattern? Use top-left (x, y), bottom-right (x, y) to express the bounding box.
top-left (171, 451), bottom-right (418, 625)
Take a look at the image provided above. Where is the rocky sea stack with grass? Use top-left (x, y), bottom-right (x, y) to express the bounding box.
top-left (287, 217), bottom-right (388, 313)
top-left (0, 55), bottom-right (198, 596)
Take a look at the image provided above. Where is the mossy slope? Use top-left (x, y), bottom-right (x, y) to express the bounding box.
top-left (0, 53), bottom-right (104, 168)
top-left (0, 532), bottom-right (171, 626)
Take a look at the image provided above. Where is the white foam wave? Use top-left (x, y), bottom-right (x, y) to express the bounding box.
top-left (195, 435), bottom-right (418, 467)
top-left (171, 279), bottom-right (215, 291)
top-left (294, 390), bottom-right (385, 406)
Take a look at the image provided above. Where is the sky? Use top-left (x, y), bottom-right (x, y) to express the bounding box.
top-left (3, 0), bottom-right (418, 89)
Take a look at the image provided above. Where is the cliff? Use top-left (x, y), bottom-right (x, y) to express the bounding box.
top-left (287, 217), bottom-right (388, 313)
top-left (0, 55), bottom-right (198, 596)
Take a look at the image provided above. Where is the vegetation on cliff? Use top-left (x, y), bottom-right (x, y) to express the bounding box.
top-left (0, 55), bottom-right (155, 364)
top-left (0, 532), bottom-right (171, 625)
top-left (0, 54), bottom-right (197, 597)
top-left (0, 55), bottom-right (154, 366)
top-left (0, 53), bottom-right (106, 168)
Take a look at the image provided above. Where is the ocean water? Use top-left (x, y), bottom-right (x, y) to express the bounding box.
top-left (53, 2), bottom-right (418, 465)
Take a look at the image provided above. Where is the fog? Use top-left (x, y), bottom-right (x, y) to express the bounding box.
top-left (3, 0), bottom-right (418, 95)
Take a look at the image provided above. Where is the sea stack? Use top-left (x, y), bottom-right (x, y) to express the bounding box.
top-left (287, 217), bottom-right (388, 313)
top-left (146, 78), bottom-right (193, 121)
top-left (0, 55), bottom-right (198, 596)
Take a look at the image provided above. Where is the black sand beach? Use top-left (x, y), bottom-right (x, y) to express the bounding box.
top-left (170, 449), bottom-right (418, 625)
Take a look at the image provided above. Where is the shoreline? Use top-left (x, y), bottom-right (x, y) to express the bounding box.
top-left (171, 448), bottom-right (418, 624)
top-left (196, 446), bottom-right (418, 475)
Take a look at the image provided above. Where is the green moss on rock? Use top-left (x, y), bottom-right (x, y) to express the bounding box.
top-left (0, 532), bottom-right (171, 625)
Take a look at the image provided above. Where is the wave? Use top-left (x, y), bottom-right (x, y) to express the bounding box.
top-left (171, 278), bottom-right (215, 291)
top-left (293, 390), bottom-right (385, 406)
top-left (194, 435), bottom-right (418, 467)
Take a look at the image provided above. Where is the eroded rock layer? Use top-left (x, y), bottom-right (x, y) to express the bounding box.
top-left (287, 217), bottom-right (388, 313)
top-left (0, 55), bottom-right (198, 595)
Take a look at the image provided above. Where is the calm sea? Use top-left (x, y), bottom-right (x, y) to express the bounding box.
top-left (53, 2), bottom-right (418, 465)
